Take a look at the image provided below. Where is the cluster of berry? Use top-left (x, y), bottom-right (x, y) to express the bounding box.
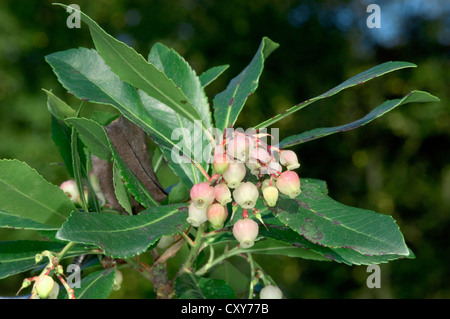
top-left (188, 132), bottom-right (301, 248)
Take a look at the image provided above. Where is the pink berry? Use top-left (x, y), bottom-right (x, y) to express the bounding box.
top-left (280, 150), bottom-right (300, 170)
top-left (213, 152), bottom-right (230, 174)
top-left (222, 162), bottom-right (246, 188)
top-left (276, 171), bottom-right (301, 199)
top-left (214, 183), bottom-right (232, 205)
top-left (233, 182), bottom-right (259, 209)
top-left (60, 180), bottom-right (81, 204)
top-left (206, 203), bottom-right (228, 229)
top-left (187, 202), bottom-right (208, 227)
top-left (232, 218), bottom-right (259, 248)
top-left (190, 182), bottom-right (215, 209)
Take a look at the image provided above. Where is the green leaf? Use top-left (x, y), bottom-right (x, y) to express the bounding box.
top-left (90, 111), bottom-right (119, 126)
top-left (0, 241), bottom-right (96, 279)
top-left (199, 64), bottom-right (230, 87)
top-left (137, 90), bottom-right (207, 188)
top-left (43, 89), bottom-right (76, 121)
top-left (0, 210), bottom-right (59, 231)
top-left (168, 182), bottom-right (190, 204)
top-left (46, 48), bottom-right (170, 151)
top-left (65, 117), bottom-right (112, 162)
top-left (71, 128), bottom-right (89, 212)
top-left (54, 3), bottom-right (203, 125)
top-left (149, 42), bottom-right (213, 129)
top-left (0, 160), bottom-right (75, 227)
top-left (46, 47), bottom-right (203, 188)
top-left (175, 272), bottom-right (236, 299)
top-left (245, 238), bottom-right (330, 261)
top-left (71, 268), bottom-right (116, 299)
top-left (111, 145), bottom-right (159, 208)
top-left (260, 215), bottom-right (413, 265)
top-left (112, 162), bottom-right (133, 214)
top-left (209, 261), bottom-right (249, 299)
top-left (213, 37), bottom-right (279, 132)
top-left (280, 90), bottom-right (440, 148)
top-left (56, 204), bottom-right (189, 258)
top-left (274, 178), bottom-right (410, 257)
top-left (51, 116), bottom-right (75, 177)
top-left (255, 61), bottom-right (417, 129)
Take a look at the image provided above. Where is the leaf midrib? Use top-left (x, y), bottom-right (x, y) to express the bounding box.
top-left (290, 196), bottom-right (406, 254)
top-left (0, 178), bottom-right (67, 221)
top-left (65, 206), bottom-right (186, 235)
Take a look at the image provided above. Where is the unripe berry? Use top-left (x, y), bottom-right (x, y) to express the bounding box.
top-left (276, 171), bottom-right (301, 199)
top-left (280, 150), bottom-right (300, 170)
top-left (214, 183), bottom-right (232, 205)
top-left (213, 152), bottom-right (230, 174)
top-left (113, 269), bottom-right (123, 291)
top-left (262, 185), bottom-right (279, 207)
top-left (157, 235), bottom-right (175, 249)
top-left (35, 253), bottom-right (43, 263)
top-left (35, 275), bottom-right (55, 299)
top-left (190, 182), bottom-right (215, 209)
top-left (261, 179), bottom-right (272, 191)
top-left (206, 204), bottom-right (228, 229)
top-left (187, 203), bottom-right (208, 227)
top-left (222, 162), bottom-right (246, 188)
top-left (260, 285), bottom-right (283, 299)
top-left (233, 182), bottom-right (259, 209)
top-left (226, 134), bottom-right (252, 162)
top-left (232, 218), bottom-right (259, 248)
top-left (89, 171), bottom-right (106, 206)
top-left (60, 180), bottom-right (81, 204)
top-left (47, 283), bottom-right (60, 299)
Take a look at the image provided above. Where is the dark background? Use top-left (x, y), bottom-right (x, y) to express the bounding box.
top-left (0, 0), bottom-right (449, 298)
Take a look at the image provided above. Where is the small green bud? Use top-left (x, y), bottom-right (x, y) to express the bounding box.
top-left (35, 254), bottom-right (43, 264)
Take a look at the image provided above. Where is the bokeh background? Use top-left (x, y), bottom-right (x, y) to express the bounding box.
top-left (0, 0), bottom-right (449, 298)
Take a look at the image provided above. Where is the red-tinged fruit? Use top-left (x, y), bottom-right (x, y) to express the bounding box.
top-left (276, 171), bottom-right (301, 198)
top-left (214, 183), bottom-right (232, 205)
top-left (280, 150), bottom-right (300, 170)
top-left (207, 203), bottom-right (228, 229)
top-left (213, 152), bottom-right (230, 174)
top-left (232, 218), bottom-right (259, 248)
top-left (190, 182), bottom-right (215, 209)
top-left (60, 180), bottom-right (81, 204)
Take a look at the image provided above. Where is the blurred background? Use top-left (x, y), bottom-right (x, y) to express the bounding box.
top-left (0, 0), bottom-right (449, 298)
